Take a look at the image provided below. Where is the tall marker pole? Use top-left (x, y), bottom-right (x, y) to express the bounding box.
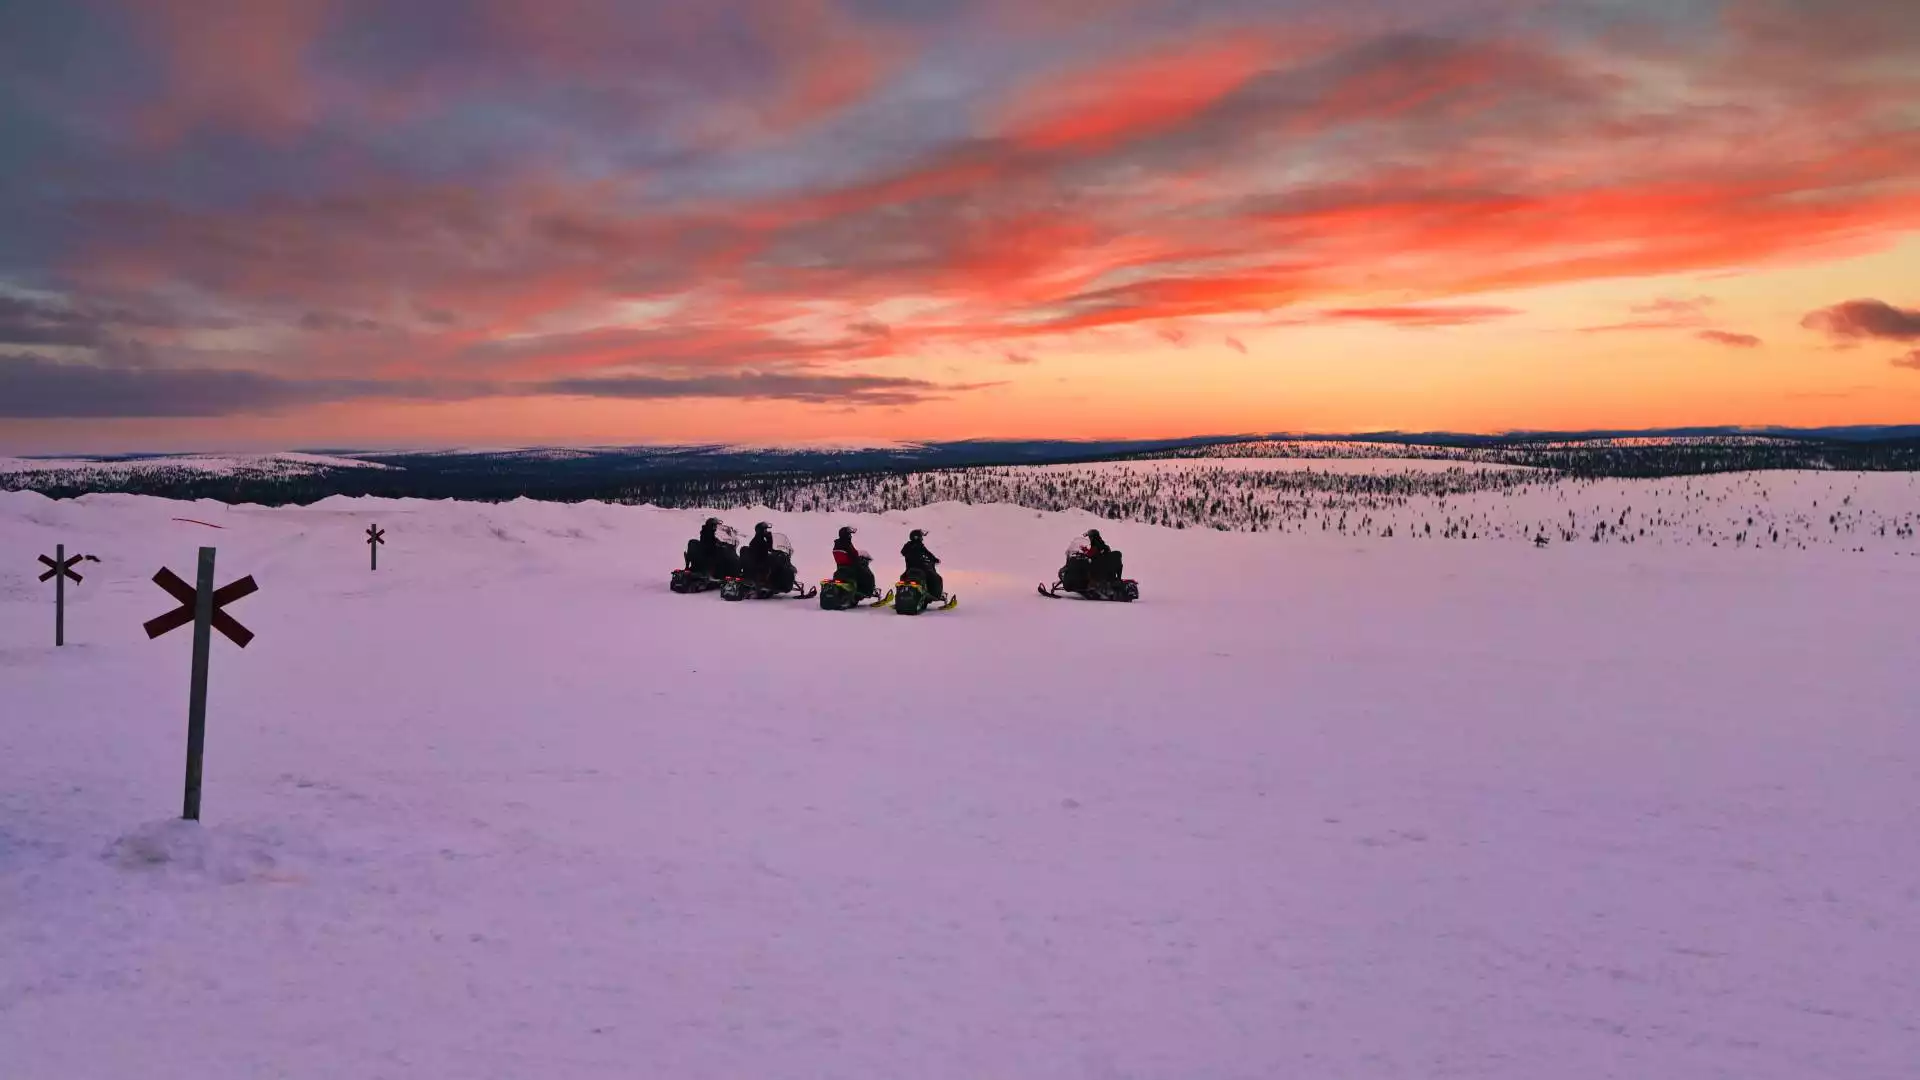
top-left (55, 543), bottom-right (65, 647)
top-left (143, 547), bottom-right (257, 823)
top-left (183, 547), bottom-right (216, 820)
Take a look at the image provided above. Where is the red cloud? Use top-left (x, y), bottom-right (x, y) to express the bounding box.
top-left (996, 34), bottom-right (1283, 152)
top-left (1697, 330), bottom-right (1763, 348)
top-left (1893, 350), bottom-right (1920, 370)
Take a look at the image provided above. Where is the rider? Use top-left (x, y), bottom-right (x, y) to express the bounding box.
top-left (833, 525), bottom-right (875, 596)
top-left (901, 528), bottom-right (944, 600)
top-left (1083, 528), bottom-right (1118, 583)
top-left (742, 521), bottom-right (776, 582)
top-left (694, 516), bottom-right (725, 575)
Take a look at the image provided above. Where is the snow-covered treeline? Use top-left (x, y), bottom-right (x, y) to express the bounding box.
top-left (674, 462), bottom-right (1920, 552)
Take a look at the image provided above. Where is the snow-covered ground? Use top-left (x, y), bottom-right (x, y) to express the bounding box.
top-left (4, 477), bottom-right (1919, 1079)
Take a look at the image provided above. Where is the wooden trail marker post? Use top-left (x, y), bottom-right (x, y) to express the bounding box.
top-left (37, 545), bottom-right (87, 646)
top-left (367, 524), bottom-right (385, 571)
top-left (143, 547), bottom-right (258, 821)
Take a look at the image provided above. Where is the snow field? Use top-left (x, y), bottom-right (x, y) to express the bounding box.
top-left (3, 476), bottom-right (1919, 1078)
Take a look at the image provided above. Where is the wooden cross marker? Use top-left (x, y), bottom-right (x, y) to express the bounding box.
top-left (37, 545), bottom-right (86, 646)
top-left (143, 547), bottom-right (258, 821)
top-left (367, 524), bottom-right (385, 571)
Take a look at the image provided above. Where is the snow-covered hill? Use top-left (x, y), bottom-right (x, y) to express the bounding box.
top-left (0, 451), bottom-right (395, 483)
top-left (3, 477), bottom-right (1918, 1078)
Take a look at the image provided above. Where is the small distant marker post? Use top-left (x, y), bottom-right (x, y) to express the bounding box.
top-left (144, 547), bottom-right (257, 821)
top-left (37, 544), bottom-right (85, 646)
top-left (367, 524), bottom-right (385, 571)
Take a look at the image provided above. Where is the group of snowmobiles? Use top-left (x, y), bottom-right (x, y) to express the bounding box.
top-left (670, 519), bottom-right (1139, 614)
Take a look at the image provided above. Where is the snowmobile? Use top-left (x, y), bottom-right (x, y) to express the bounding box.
top-left (1039, 531), bottom-right (1139, 602)
top-left (819, 547), bottom-right (891, 610)
top-left (893, 528), bottom-right (957, 615)
top-left (721, 530), bottom-right (817, 601)
top-left (671, 521), bottom-right (740, 594)
top-left (892, 566), bottom-right (957, 615)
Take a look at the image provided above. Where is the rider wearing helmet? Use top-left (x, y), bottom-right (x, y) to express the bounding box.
top-left (742, 521), bottom-right (776, 582)
top-left (833, 525), bottom-right (875, 595)
top-left (901, 527), bottom-right (944, 600)
top-left (694, 516), bottom-right (725, 575)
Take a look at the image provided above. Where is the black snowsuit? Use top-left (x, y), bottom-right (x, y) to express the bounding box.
top-left (901, 536), bottom-right (944, 599)
top-left (743, 529), bottom-right (775, 582)
top-left (834, 534), bottom-right (875, 595)
top-left (1084, 534), bottom-right (1122, 583)
top-left (691, 521), bottom-right (723, 575)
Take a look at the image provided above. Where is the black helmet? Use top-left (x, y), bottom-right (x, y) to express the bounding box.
top-left (704, 516), bottom-right (721, 526)
top-left (755, 521), bottom-right (771, 533)
top-left (1086, 529), bottom-right (1103, 542)
top-left (909, 528), bottom-right (925, 540)
top-left (838, 526), bottom-right (854, 538)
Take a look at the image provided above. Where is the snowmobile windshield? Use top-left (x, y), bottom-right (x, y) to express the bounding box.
top-left (771, 532), bottom-right (794, 555)
top-left (713, 524), bottom-right (739, 544)
top-left (1065, 532), bottom-right (1097, 558)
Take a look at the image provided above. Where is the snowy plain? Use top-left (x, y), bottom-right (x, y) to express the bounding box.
top-left (3, 472), bottom-right (1919, 1079)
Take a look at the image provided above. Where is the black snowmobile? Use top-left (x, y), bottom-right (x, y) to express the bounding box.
top-left (721, 526), bottom-right (817, 601)
top-left (819, 535), bottom-right (891, 610)
top-left (1039, 530), bottom-right (1139, 602)
top-left (671, 519), bottom-right (740, 593)
top-left (893, 528), bottom-right (956, 615)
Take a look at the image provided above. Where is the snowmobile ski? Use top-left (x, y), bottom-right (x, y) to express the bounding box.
top-left (1039, 580), bottom-right (1139, 602)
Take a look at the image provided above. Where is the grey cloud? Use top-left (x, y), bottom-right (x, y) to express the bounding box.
top-left (0, 295), bottom-right (109, 347)
top-left (538, 372), bottom-right (999, 405)
top-left (0, 353), bottom-right (486, 418)
top-left (300, 310), bottom-right (388, 333)
top-left (1802, 299), bottom-right (1920, 342)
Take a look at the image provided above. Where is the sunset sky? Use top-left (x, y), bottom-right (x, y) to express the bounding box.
top-left (2, 0), bottom-right (1918, 452)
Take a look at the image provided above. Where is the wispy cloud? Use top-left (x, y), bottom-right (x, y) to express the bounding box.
top-left (0, 353), bottom-right (478, 418)
top-left (1697, 330), bottom-right (1763, 349)
top-left (1317, 305), bottom-right (1522, 327)
top-left (537, 372), bottom-right (987, 405)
